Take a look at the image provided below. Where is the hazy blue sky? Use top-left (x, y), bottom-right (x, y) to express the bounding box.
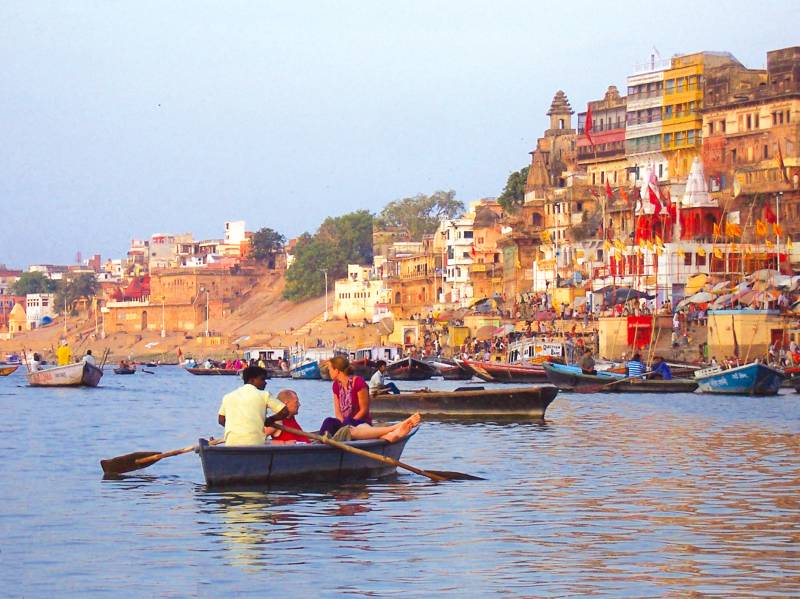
top-left (1, 1), bottom-right (797, 268)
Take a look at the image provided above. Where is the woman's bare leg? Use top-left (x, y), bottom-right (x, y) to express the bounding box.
top-left (349, 413), bottom-right (421, 440)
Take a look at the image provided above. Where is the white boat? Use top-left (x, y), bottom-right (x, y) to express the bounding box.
top-left (27, 362), bottom-right (104, 387)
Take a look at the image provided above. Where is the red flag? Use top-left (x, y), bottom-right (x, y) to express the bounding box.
top-left (620, 187), bottom-right (629, 205)
top-left (777, 142), bottom-right (789, 183)
top-left (764, 202), bottom-right (777, 224)
top-left (605, 180), bottom-right (613, 200)
top-left (470, 244), bottom-right (476, 257)
top-left (584, 105), bottom-right (594, 146)
top-left (648, 182), bottom-right (661, 210)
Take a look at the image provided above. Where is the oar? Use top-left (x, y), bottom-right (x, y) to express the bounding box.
top-left (573, 371), bottom-right (653, 393)
top-left (142, 369), bottom-right (155, 374)
top-left (100, 438), bottom-right (223, 475)
top-left (270, 422), bottom-right (482, 482)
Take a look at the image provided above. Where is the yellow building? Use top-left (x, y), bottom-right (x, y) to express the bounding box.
top-left (7, 303), bottom-right (26, 336)
top-left (662, 52), bottom-right (741, 181)
top-left (333, 264), bottom-right (386, 322)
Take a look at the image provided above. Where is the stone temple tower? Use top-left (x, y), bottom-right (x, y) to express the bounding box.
top-left (547, 90), bottom-right (574, 133)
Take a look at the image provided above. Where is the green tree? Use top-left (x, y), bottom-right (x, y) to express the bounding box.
top-left (283, 210), bottom-right (374, 302)
top-left (497, 166), bottom-right (529, 212)
top-left (375, 190), bottom-right (464, 240)
top-left (55, 273), bottom-right (98, 314)
top-left (249, 227), bottom-right (286, 267)
top-left (11, 271), bottom-right (58, 295)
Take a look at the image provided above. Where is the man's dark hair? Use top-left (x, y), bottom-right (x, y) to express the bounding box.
top-left (375, 360), bottom-right (387, 368)
top-left (242, 366), bottom-right (268, 383)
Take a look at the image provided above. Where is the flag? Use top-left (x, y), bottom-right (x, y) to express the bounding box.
top-left (725, 222), bottom-right (742, 238)
top-left (620, 187), bottom-right (629, 205)
top-left (745, 245), bottom-right (753, 256)
top-left (541, 229), bottom-right (551, 243)
top-left (646, 240), bottom-right (655, 252)
top-left (766, 239), bottom-right (774, 248)
top-left (788, 237), bottom-right (794, 251)
top-left (677, 246), bottom-right (685, 258)
top-left (764, 202), bottom-right (777, 224)
top-left (638, 238), bottom-right (646, 250)
top-left (614, 239), bottom-right (625, 252)
top-left (713, 247), bottom-right (723, 259)
top-left (731, 243), bottom-right (739, 253)
top-left (585, 104), bottom-right (594, 146)
top-left (777, 142), bottom-right (789, 183)
top-left (755, 219), bottom-right (768, 237)
top-left (773, 223), bottom-right (783, 237)
top-left (713, 222), bottom-right (721, 238)
top-left (471, 244), bottom-right (477, 258)
top-left (648, 181), bottom-right (661, 210)
top-left (603, 239), bottom-right (611, 252)
top-left (696, 246), bottom-right (706, 257)
top-left (605, 180), bottom-right (613, 200)
top-left (655, 234), bottom-right (663, 248)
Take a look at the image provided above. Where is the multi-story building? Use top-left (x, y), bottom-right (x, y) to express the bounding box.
top-left (625, 54), bottom-right (670, 186)
top-left (333, 264), bottom-right (386, 322)
top-left (662, 51), bottom-right (742, 182)
top-left (25, 293), bottom-right (56, 329)
top-left (469, 201), bottom-right (504, 301)
top-left (440, 216), bottom-right (475, 307)
top-left (0, 294), bottom-right (25, 331)
top-left (0, 267), bottom-right (22, 295)
top-left (381, 238), bottom-right (441, 319)
top-left (577, 85), bottom-right (628, 188)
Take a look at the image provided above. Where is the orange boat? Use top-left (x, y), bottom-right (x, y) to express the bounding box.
top-left (0, 364), bottom-right (20, 376)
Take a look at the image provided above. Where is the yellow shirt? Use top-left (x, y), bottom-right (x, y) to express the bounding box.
top-left (218, 384), bottom-right (284, 446)
top-left (56, 345), bottom-right (72, 366)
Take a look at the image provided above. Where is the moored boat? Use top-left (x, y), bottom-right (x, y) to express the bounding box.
top-left (185, 367), bottom-right (241, 376)
top-left (197, 429), bottom-right (417, 487)
top-left (542, 362), bottom-right (698, 393)
top-left (370, 385), bottom-right (557, 419)
top-left (0, 364), bottom-right (20, 376)
top-left (27, 362), bottom-right (103, 387)
top-left (290, 360), bottom-right (322, 379)
top-left (694, 362), bottom-right (784, 395)
top-left (113, 366), bottom-right (136, 375)
top-left (458, 359), bottom-right (548, 384)
top-left (385, 357), bottom-right (438, 381)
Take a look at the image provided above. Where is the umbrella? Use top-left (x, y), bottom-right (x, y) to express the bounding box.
top-left (603, 288), bottom-right (655, 306)
top-left (738, 290), bottom-right (756, 305)
top-left (712, 281), bottom-right (732, 292)
top-left (711, 293), bottom-right (735, 309)
top-left (493, 323), bottom-right (515, 337)
top-left (750, 268), bottom-right (780, 281)
top-left (474, 325), bottom-right (494, 340)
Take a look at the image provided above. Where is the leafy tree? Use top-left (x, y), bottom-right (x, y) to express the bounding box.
top-left (497, 166), bottom-right (529, 212)
top-left (249, 227), bottom-right (286, 265)
top-left (375, 190), bottom-right (464, 240)
top-left (11, 271), bottom-right (58, 295)
top-left (55, 273), bottom-right (98, 314)
top-left (283, 211), bottom-right (374, 301)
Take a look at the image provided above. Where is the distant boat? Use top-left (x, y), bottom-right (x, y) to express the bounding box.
top-left (27, 362), bottom-right (103, 387)
top-left (113, 366), bottom-right (136, 375)
top-left (543, 362), bottom-right (698, 393)
top-left (290, 361), bottom-right (322, 380)
top-left (385, 357), bottom-right (438, 381)
top-left (0, 364), bottom-right (20, 376)
top-left (185, 367), bottom-right (241, 376)
top-left (349, 346), bottom-right (402, 379)
top-left (458, 359), bottom-right (548, 384)
top-left (290, 348), bottom-right (339, 380)
top-left (694, 362), bottom-right (784, 396)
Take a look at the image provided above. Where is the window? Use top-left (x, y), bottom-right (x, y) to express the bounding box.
top-left (664, 132), bottom-right (672, 146)
top-left (666, 79), bottom-right (675, 94)
top-left (687, 130), bottom-right (695, 144)
top-left (677, 77), bottom-right (685, 93)
top-left (778, 112), bottom-right (784, 125)
top-left (773, 112), bottom-right (778, 126)
top-left (721, 119), bottom-right (726, 133)
top-left (659, 163), bottom-right (664, 178)
top-left (788, 110), bottom-right (791, 123)
top-left (709, 121), bottom-right (714, 135)
top-left (664, 105), bottom-right (673, 119)
top-left (463, 230), bottom-right (473, 239)
top-left (746, 114), bottom-right (752, 130)
top-left (675, 131), bottom-right (685, 145)
top-left (764, 144), bottom-right (769, 159)
top-left (684, 253), bottom-right (693, 266)
top-left (600, 171), bottom-right (605, 184)
top-left (696, 252), bottom-right (706, 266)
top-left (731, 148), bottom-right (737, 163)
top-left (755, 113), bottom-right (760, 128)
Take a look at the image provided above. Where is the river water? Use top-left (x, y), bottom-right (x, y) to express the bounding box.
top-left (0, 366), bottom-right (798, 597)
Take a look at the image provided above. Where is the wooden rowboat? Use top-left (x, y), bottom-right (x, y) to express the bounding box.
top-left (197, 428), bottom-right (417, 487)
top-left (0, 364), bottom-right (20, 376)
top-left (370, 385), bottom-right (558, 419)
top-left (185, 367), bottom-right (241, 376)
top-left (385, 357), bottom-right (438, 381)
top-left (542, 362), bottom-right (698, 393)
top-left (457, 359), bottom-right (548, 384)
top-left (694, 362), bottom-right (784, 396)
top-left (27, 362), bottom-right (103, 387)
top-left (113, 367), bottom-right (136, 375)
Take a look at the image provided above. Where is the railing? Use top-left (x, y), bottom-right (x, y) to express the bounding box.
top-left (626, 115), bottom-right (662, 126)
top-left (626, 90), bottom-right (663, 100)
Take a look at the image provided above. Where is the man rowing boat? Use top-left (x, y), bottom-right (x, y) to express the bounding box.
top-left (217, 366), bottom-right (289, 446)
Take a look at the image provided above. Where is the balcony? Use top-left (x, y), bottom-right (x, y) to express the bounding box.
top-left (626, 115), bottom-right (662, 126)
top-left (626, 90), bottom-right (663, 100)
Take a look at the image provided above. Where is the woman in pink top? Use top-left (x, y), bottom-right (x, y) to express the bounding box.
top-left (319, 356), bottom-right (420, 441)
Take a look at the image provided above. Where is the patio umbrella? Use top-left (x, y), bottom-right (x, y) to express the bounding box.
top-left (603, 288), bottom-right (654, 305)
top-left (738, 290), bottom-right (756, 305)
top-left (493, 323), bottom-right (515, 337)
top-left (750, 268), bottom-right (780, 281)
top-left (712, 280), bottom-right (732, 292)
top-left (711, 293), bottom-right (735, 309)
top-left (687, 291), bottom-right (714, 304)
top-left (474, 325), bottom-right (494, 340)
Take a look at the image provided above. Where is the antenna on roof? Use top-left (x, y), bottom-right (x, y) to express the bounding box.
top-left (652, 46), bottom-right (661, 59)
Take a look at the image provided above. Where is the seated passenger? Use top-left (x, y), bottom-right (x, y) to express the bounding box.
top-left (217, 366), bottom-right (289, 446)
top-left (368, 360), bottom-right (400, 395)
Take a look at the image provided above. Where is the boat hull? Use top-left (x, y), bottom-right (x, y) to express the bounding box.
top-left (695, 363), bottom-right (784, 396)
top-left (290, 361), bottom-right (321, 380)
top-left (0, 364), bottom-right (20, 376)
top-left (185, 367), bottom-right (241, 376)
top-left (459, 360), bottom-right (548, 384)
top-left (197, 430), bottom-right (415, 487)
top-left (543, 363), bottom-right (698, 393)
top-left (371, 386), bottom-right (558, 419)
top-left (385, 358), bottom-right (438, 381)
top-left (113, 367), bottom-right (136, 375)
top-left (27, 362), bottom-right (103, 387)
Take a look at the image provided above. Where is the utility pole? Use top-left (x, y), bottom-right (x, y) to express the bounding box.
top-left (322, 269), bottom-right (328, 321)
top-left (161, 295), bottom-right (166, 338)
top-left (205, 289), bottom-right (210, 337)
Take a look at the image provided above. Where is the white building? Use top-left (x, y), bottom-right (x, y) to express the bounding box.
top-left (626, 55), bottom-right (670, 186)
top-left (438, 217), bottom-right (476, 307)
top-left (224, 220), bottom-right (246, 244)
top-left (25, 293), bottom-right (56, 329)
top-left (333, 264), bottom-right (387, 322)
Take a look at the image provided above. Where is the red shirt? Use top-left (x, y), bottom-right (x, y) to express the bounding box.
top-left (275, 416), bottom-right (309, 443)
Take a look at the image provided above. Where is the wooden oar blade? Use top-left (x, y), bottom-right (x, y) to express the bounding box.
top-left (425, 470), bottom-right (485, 481)
top-left (101, 451), bottom-right (162, 475)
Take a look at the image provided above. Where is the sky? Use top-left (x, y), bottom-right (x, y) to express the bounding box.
top-left (1, 0), bottom-right (798, 268)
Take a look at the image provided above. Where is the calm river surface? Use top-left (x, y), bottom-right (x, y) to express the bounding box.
top-left (1, 366), bottom-right (798, 597)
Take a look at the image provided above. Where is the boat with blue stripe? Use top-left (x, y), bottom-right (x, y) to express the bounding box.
top-left (290, 360), bottom-right (322, 380)
top-left (694, 362), bottom-right (784, 396)
top-left (543, 362), bottom-right (698, 393)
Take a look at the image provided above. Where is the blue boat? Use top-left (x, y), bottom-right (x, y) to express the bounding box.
top-left (197, 428), bottom-right (417, 486)
top-left (290, 360), bottom-right (321, 380)
top-left (694, 362), bottom-right (784, 396)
